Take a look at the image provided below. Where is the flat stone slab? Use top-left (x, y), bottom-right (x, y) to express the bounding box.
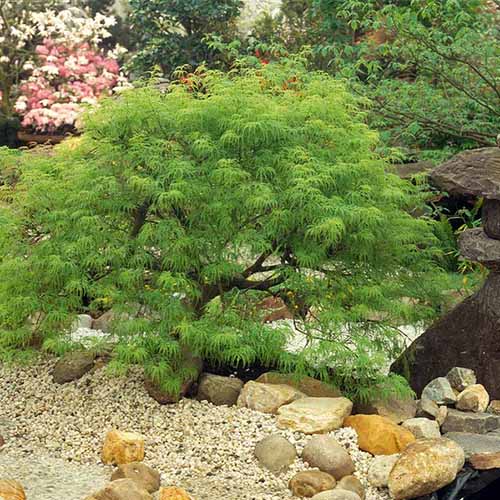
top-left (459, 228), bottom-right (500, 266)
top-left (445, 432), bottom-right (500, 459)
top-left (442, 409), bottom-right (500, 435)
top-left (431, 147), bottom-right (500, 199)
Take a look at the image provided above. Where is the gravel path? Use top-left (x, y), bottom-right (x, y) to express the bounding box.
top-left (0, 358), bottom-right (390, 500)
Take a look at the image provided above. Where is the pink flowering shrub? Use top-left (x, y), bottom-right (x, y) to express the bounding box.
top-left (15, 39), bottom-right (124, 133)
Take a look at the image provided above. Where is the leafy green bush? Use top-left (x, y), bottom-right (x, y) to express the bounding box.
top-left (0, 61), bottom-right (451, 399)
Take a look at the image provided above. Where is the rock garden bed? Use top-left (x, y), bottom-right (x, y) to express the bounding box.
top-left (2, 357), bottom-right (500, 500)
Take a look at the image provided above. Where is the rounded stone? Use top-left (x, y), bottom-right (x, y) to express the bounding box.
top-left (196, 373), bottom-right (243, 406)
top-left (302, 435), bottom-right (355, 480)
top-left (111, 462), bottom-right (161, 493)
top-left (254, 435), bottom-right (297, 472)
top-left (456, 384), bottom-right (490, 413)
top-left (388, 438), bottom-right (465, 500)
top-left (52, 351), bottom-right (95, 384)
top-left (311, 490), bottom-right (361, 500)
top-left (289, 470), bottom-right (336, 497)
top-left (336, 475), bottom-right (365, 500)
top-left (421, 377), bottom-right (457, 405)
top-left (101, 430), bottom-right (145, 465)
top-left (237, 381), bottom-right (304, 414)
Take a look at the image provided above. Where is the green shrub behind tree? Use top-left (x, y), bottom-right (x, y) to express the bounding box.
top-left (0, 60), bottom-right (451, 399)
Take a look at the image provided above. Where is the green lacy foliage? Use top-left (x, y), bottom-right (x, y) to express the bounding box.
top-left (128, 0), bottom-right (243, 77)
top-left (0, 61), bottom-right (452, 399)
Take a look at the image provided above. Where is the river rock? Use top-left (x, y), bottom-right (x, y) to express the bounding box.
top-left (102, 430), bottom-right (145, 465)
top-left (442, 409), bottom-right (500, 434)
top-left (402, 417), bottom-right (441, 439)
top-left (254, 434), bottom-right (296, 472)
top-left (343, 415), bottom-right (415, 455)
top-left (456, 384), bottom-right (490, 413)
top-left (289, 470), bottom-right (337, 497)
top-left (111, 462), bottom-right (160, 493)
top-left (388, 438), bottom-right (465, 500)
top-left (447, 367), bottom-right (477, 392)
top-left (311, 490), bottom-right (361, 500)
top-left (237, 381), bottom-right (304, 414)
top-left (277, 397), bottom-right (352, 434)
top-left (256, 372), bottom-right (342, 397)
top-left (354, 396), bottom-right (416, 424)
top-left (0, 480), bottom-right (26, 500)
top-left (416, 398), bottom-right (448, 425)
top-left (302, 435), bottom-right (355, 480)
top-left (367, 454), bottom-right (399, 487)
top-left (72, 314), bottom-right (93, 330)
top-left (91, 479), bottom-right (152, 500)
top-left (159, 487), bottom-right (191, 499)
top-left (196, 373), bottom-right (243, 406)
top-left (421, 377), bottom-right (457, 405)
top-left (52, 350), bottom-right (95, 384)
top-left (337, 476), bottom-right (365, 500)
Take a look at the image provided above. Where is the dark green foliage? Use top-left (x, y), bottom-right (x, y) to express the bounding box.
top-left (0, 61), bottom-right (452, 399)
top-left (128, 0), bottom-right (243, 77)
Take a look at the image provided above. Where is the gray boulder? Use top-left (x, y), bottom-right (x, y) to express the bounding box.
top-left (446, 367), bottom-right (477, 392)
top-left (442, 409), bottom-right (500, 434)
top-left (421, 377), bottom-right (457, 405)
top-left (254, 435), bottom-right (296, 473)
top-left (196, 373), bottom-right (243, 406)
top-left (52, 351), bottom-right (95, 384)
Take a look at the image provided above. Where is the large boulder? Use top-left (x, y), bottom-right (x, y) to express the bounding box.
top-left (388, 438), bottom-right (465, 500)
top-left (421, 377), bottom-right (456, 405)
top-left (391, 273), bottom-right (500, 400)
top-left (343, 415), bottom-right (415, 455)
top-left (52, 351), bottom-right (95, 384)
top-left (289, 471), bottom-right (337, 498)
top-left (456, 384), bottom-right (490, 413)
top-left (354, 396), bottom-right (416, 425)
top-left (90, 479), bottom-right (152, 500)
top-left (367, 454), bottom-right (400, 487)
top-left (196, 373), bottom-right (243, 406)
top-left (102, 430), bottom-right (145, 465)
top-left (255, 372), bottom-right (342, 398)
top-left (111, 463), bottom-right (160, 493)
top-left (441, 409), bottom-right (500, 434)
top-left (302, 435), bottom-right (355, 480)
top-left (237, 381), bottom-right (304, 414)
top-left (277, 397), bottom-right (352, 434)
top-left (254, 435), bottom-right (297, 472)
top-left (402, 418), bottom-right (441, 439)
top-left (0, 480), bottom-right (26, 500)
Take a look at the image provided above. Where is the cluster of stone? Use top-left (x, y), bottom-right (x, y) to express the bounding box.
top-left (392, 147), bottom-right (500, 400)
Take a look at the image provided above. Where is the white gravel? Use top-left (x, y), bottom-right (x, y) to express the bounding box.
top-left (0, 357), bottom-right (391, 500)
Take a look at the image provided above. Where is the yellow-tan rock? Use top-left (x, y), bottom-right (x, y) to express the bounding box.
top-left (289, 470), bottom-right (337, 497)
top-left (90, 478), bottom-right (152, 500)
top-left (343, 415), bottom-right (415, 455)
top-left (159, 486), bottom-right (191, 500)
top-left (102, 430), bottom-right (145, 465)
top-left (111, 462), bottom-right (160, 493)
top-left (0, 480), bottom-right (26, 500)
top-left (256, 372), bottom-right (342, 398)
top-left (388, 438), bottom-right (465, 500)
top-left (337, 475), bottom-right (365, 500)
top-left (456, 384), bottom-right (490, 413)
top-left (277, 397), bottom-right (353, 434)
top-left (237, 381), bottom-right (304, 414)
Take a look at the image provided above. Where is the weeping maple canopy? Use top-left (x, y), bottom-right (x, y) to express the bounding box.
top-left (0, 61), bottom-right (450, 398)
